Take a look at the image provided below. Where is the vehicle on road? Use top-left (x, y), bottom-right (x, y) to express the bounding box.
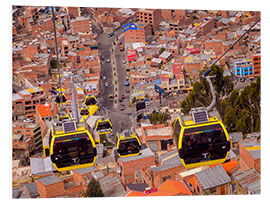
top-left (119, 98), bottom-right (123, 102)
top-left (103, 76), bottom-right (106, 80)
top-left (125, 89), bottom-right (130, 93)
top-left (119, 44), bottom-right (124, 51)
top-left (108, 94), bottom-right (114, 100)
top-left (105, 82), bottom-right (109, 87)
top-left (120, 104), bottom-right (125, 111)
top-left (106, 59), bottom-right (111, 63)
top-left (122, 60), bottom-right (126, 64)
top-left (121, 95), bottom-right (125, 99)
top-left (125, 81), bottom-right (130, 86)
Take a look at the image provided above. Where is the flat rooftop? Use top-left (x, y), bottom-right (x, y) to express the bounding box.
top-left (145, 126), bottom-right (172, 137)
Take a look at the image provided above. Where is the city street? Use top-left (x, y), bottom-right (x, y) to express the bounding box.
top-left (92, 20), bottom-right (133, 135)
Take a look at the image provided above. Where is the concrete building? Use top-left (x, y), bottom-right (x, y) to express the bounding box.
top-left (232, 58), bottom-right (254, 81)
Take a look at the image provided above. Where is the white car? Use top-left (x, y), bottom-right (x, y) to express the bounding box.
top-left (103, 76), bottom-right (106, 80)
top-left (105, 82), bottom-right (109, 87)
top-left (106, 59), bottom-right (111, 63)
top-left (122, 60), bottom-right (126, 64)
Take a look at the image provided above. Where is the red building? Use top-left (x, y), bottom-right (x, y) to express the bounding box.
top-left (252, 54), bottom-right (261, 77)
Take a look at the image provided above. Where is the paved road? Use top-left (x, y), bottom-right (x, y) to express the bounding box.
top-left (92, 20), bottom-right (133, 135)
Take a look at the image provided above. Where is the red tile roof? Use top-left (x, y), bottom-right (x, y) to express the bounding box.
top-left (158, 179), bottom-right (192, 195)
top-left (36, 103), bottom-right (57, 118)
top-left (126, 190), bottom-right (146, 197)
top-left (210, 159), bottom-right (239, 172)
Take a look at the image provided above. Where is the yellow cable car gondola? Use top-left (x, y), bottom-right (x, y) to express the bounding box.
top-left (43, 120), bottom-right (97, 172)
top-left (83, 95), bottom-right (98, 115)
top-left (79, 107), bottom-right (90, 121)
top-left (55, 88), bottom-right (67, 104)
top-left (83, 95), bottom-right (97, 107)
top-left (57, 113), bottom-right (71, 122)
top-left (172, 108), bottom-right (230, 169)
top-left (116, 130), bottom-right (141, 158)
top-left (96, 118), bottom-right (113, 135)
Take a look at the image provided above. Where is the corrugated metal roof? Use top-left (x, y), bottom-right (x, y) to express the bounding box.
top-left (37, 175), bottom-right (62, 186)
top-left (73, 166), bottom-right (96, 175)
top-left (196, 165), bottom-right (230, 190)
top-left (247, 179), bottom-right (260, 194)
top-left (20, 183), bottom-right (38, 198)
top-left (249, 150), bottom-right (260, 159)
top-left (92, 171), bottom-right (104, 179)
top-left (30, 157), bottom-right (55, 175)
top-left (229, 132), bottom-right (243, 142)
top-left (120, 148), bottom-right (154, 162)
top-left (99, 175), bottom-right (126, 197)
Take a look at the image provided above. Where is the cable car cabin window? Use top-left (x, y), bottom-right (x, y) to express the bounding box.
top-left (173, 119), bottom-right (181, 148)
top-left (85, 97), bottom-right (97, 106)
top-left (97, 122), bottom-right (111, 131)
top-left (181, 124), bottom-right (229, 164)
top-left (52, 133), bottom-right (96, 168)
top-left (56, 94), bottom-right (67, 104)
top-left (118, 138), bottom-right (141, 156)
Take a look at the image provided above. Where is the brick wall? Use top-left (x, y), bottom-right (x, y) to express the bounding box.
top-left (37, 181), bottom-right (65, 198)
top-left (152, 165), bottom-right (185, 187)
top-left (118, 156), bottom-right (155, 185)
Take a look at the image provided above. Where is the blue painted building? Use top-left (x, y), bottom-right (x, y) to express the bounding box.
top-left (232, 58), bottom-right (254, 81)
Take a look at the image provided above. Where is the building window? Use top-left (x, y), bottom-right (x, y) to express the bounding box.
top-left (162, 175), bottom-right (171, 182)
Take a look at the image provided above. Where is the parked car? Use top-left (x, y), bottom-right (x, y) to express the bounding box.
top-left (120, 104), bottom-right (125, 111)
top-left (121, 95), bottom-right (125, 99)
top-left (119, 98), bottom-right (123, 102)
top-left (106, 59), bottom-right (111, 63)
top-left (125, 81), bottom-right (130, 86)
top-left (105, 82), bottom-right (109, 87)
top-left (103, 76), bottom-right (106, 80)
top-left (122, 60), bottom-right (126, 64)
top-left (108, 94), bottom-right (114, 100)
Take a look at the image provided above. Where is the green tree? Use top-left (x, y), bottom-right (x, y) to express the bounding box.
top-left (85, 178), bottom-right (104, 197)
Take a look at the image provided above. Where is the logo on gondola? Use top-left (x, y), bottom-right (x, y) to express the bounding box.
top-left (201, 152), bottom-right (210, 160)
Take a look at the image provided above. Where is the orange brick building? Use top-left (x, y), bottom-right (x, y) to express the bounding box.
top-left (70, 17), bottom-right (92, 35)
top-left (12, 87), bottom-right (46, 120)
top-left (239, 141), bottom-right (260, 173)
top-left (12, 122), bottom-right (43, 153)
top-left (116, 148), bottom-right (155, 186)
top-left (136, 9), bottom-right (162, 35)
top-left (123, 23), bottom-right (151, 44)
top-left (36, 175), bottom-right (83, 198)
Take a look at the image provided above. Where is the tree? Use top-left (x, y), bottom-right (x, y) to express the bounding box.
top-left (85, 178), bottom-right (104, 197)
